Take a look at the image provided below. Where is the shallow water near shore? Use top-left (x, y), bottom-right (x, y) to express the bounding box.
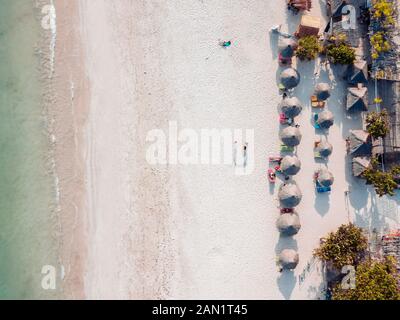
top-left (0, 0), bottom-right (60, 299)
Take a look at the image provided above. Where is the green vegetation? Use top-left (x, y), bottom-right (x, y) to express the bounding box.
top-left (326, 42), bottom-right (356, 65)
top-left (372, 0), bottom-right (395, 27)
top-left (370, 32), bottom-right (391, 60)
top-left (295, 35), bottom-right (321, 61)
top-left (366, 109), bottom-right (389, 138)
top-left (315, 223), bottom-right (400, 300)
top-left (332, 257), bottom-right (400, 300)
top-left (314, 223), bottom-right (367, 270)
top-left (362, 158), bottom-right (400, 197)
top-left (370, 0), bottom-right (395, 60)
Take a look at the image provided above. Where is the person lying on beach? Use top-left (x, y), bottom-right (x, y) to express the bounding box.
top-left (220, 40), bottom-right (232, 48)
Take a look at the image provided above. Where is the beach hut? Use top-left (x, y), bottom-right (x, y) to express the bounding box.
top-left (276, 212), bottom-right (301, 236)
top-left (280, 68), bottom-right (301, 90)
top-left (280, 126), bottom-right (302, 146)
top-left (327, 0), bottom-right (350, 18)
top-left (347, 130), bottom-right (372, 156)
top-left (352, 157), bottom-right (372, 177)
top-left (316, 110), bottom-right (334, 129)
top-left (278, 183), bottom-right (303, 208)
top-left (281, 155), bottom-right (302, 176)
top-left (296, 15), bottom-right (321, 38)
top-left (278, 38), bottom-right (298, 58)
top-left (315, 140), bottom-right (333, 158)
top-left (316, 168), bottom-right (335, 187)
top-left (278, 249), bottom-right (299, 270)
top-left (346, 86), bottom-right (368, 112)
top-left (347, 60), bottom-right (368, 85)
top-left (314, 83), bottom-right (331, 101)
top-left (280, 97), bottom-right (303, 118)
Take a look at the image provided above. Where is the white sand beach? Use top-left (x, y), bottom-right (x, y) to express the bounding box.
top-left (52, 0), bottom-right (400, 299)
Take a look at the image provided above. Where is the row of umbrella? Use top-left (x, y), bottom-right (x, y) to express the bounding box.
top-left (276, 51), bottom-right (335, 272)
top-left (276, 42), bottom-right (302, 272)
top-left (276, 25), bottom-right (338, 271)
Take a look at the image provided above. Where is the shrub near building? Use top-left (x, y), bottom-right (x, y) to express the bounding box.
top-left (314, 223), bottom-right (367, 270)
top-left (295, 35), bottom-right (322, 61)
top-left (332, 257), bottom-right (400, 300)
top-left (366, 109), bottom-right (389, 139)
top-left (362, 158), bottom-right (400, 197)
top-left (326, 42), bottom-right (356, 65)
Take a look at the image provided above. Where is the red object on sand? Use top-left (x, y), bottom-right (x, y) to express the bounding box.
top-left (288, 0), bottom-right (312, 11)
top-left (268, 168), bottom-right (276, 183)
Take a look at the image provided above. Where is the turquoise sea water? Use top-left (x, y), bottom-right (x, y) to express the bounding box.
top-left (0, 0), bottom-right (60, 299)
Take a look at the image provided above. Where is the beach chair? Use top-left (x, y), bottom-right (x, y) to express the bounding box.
top-left (279, 53), bottom-right (292, 66)
top-left (279, 113), bottom-right (293, 125)
top-left (268, 168), bottom-right (277, 183)
top-left (313, 113), bottom-right (321, 129)
top-left (314, 151), bottom-right (324, 159)
top-left (281, 144), bottom-right (294, 152)
top-left (315, 181), bottom-right (331, 193)
top-left (311, 95), bottom-right (325, 108)
top-left (316, 185), bottom-right (331, 193)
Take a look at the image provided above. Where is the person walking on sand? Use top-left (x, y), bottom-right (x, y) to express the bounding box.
top-left (243, 143), bottom-right (248, 168)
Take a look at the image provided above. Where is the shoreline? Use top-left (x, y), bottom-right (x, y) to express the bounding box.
top-left (51, 0), bottom-right (88, 299)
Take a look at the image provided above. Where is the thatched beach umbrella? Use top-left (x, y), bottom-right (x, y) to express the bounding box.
top-left (352, 157), bottom-right (371, 177)
top-left (281, 155), bottom-right (301, 176)
top-left (278, 249), bottom-right (299, 270)
top-left (314, 83), bottom-right (331, 101)
top-left (280, 126), bottom-right (302, 146)
top-left (317, 168), bottom-right (334, 187)
top-left (346, 87), bottom-right (368, 112)
top-left (278, 183), bottom-right (302, 208)
top-left (280, 68), bottom-right (300, 89)
top-left (316, 140), bottom-right (333, 157)
top-left (317, 110), bottom-right (334, 129)
top-left (276, 213), bottom-right (301, 236)
top-left (278, 38), bottom-right (298, 58)
top-left (280, 97), bottom-right (303, 118)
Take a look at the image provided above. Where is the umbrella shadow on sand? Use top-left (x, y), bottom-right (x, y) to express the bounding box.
top-left (269, 30), bottom-right (279, 60)
top-left (275, 236), bottom-right (298, 299)
top-left (314, 192), bottom-right (330, 216)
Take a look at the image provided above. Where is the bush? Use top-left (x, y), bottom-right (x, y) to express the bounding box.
top-left (370, 31), bottom-right (391, 60)
top-left (370, 0), bottom-right (395, 60)
top-left (314, 223), bottom-right (368, 270)
top-left (366, 109), bottom-right (389, 138)
top-left (363, 169), bottom-right (398, 197)
top-left (372, 0), bottom-right (395, 27)
top-left (295, 35), bottom-right (321, 61)
top-left (326, 43), bottom-right (356, 65)
top-left (362, 158), bottom-right (400, 197)
top-left (332, 257), bottom-right (400, 300)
